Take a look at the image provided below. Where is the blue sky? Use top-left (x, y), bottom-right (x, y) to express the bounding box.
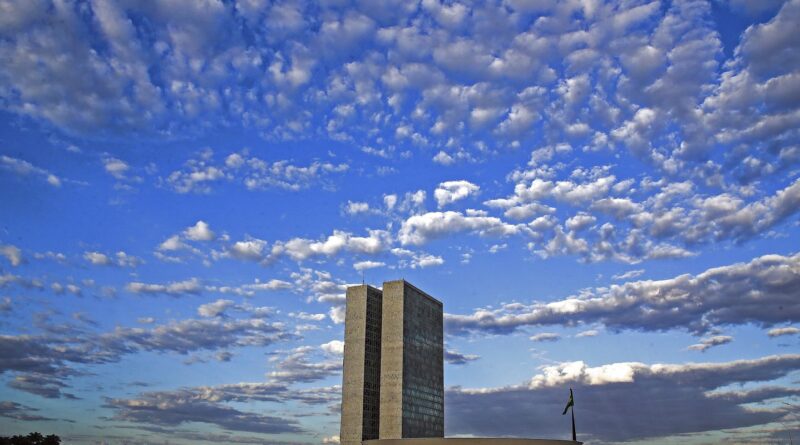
top-left (0, 0), bottom-right (799, 443)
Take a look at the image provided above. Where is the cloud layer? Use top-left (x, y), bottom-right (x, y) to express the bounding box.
top-left (447, 252), bottom-right (800, 335)
top-left (447, 354), bottom-right (800, 442)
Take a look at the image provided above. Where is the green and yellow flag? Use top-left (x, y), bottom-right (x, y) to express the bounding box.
top-left (562, 388), bottom-right (574, 415)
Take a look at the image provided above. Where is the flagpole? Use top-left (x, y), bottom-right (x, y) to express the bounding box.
top-left (571, 404), bottom-right (576, 441)
top-left (563, 387), bottom-right (577, 442)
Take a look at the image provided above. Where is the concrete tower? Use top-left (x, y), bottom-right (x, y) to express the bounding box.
top-left (379, 280), bottom-right (444, 439)
top-left (340, 285), bottom-right (383, 445)
top-left (340, 280), bottom-right (444, 445)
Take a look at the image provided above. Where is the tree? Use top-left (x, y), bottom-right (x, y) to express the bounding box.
top-left (0, 433), bottom-right (60, 445)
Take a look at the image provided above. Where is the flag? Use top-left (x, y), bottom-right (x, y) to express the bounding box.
top-left (562, 388), bottom-right (574, 415)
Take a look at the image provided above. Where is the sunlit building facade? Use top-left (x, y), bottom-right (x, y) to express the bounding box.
top-left (340, 285), bottom-right (384, 445)
top-left (340, 280), bottom-right (444, 445)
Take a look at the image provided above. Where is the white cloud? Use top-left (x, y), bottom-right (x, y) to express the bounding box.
top-left (432, 151), bottom-right (455, 165)
top-left (501, 203), bottom-right (555, 221)
top-left (166, 152), bottom-right (226, 194)
top-left (383, 194), bottom-right (398, 210)
top-left (391, 248), bottom-right (445, 269)
top-left (0, 245), bottom-right (22, 267)
top-left (344, 201), bottom-right (370, 215)
top-left (103, 157), bottom-right (130, 180)
top-left (320, 340), bottom-right (344, 355)
top-left (434, 180), bottom-right (480, 208)
top-left (83, 251), bottom-right (111, 265)
top-left (164, 151), bottom-right (349, 194)
top-left (126, 278), bottom-right (202, 296)
top-left (275, 230), bottom-right (389, 261)
top-left (536, 226), bottom-right (589, 258)
top-left (83, 250), bottom-right (142, 267)
top-left (329, 306), bottom-right (346, 324)
top-left (565, 213), bottom-right (596, 231)
top-left (242, 279), bottom-right (292, 292)
top-left (1, 155), bottom-right (61, 187)
top-left (767, 326), bottom-right (799, 337)
top-left (409, 253), bottom-right (444, 269)
top-left (115, 252), bottom-right (142, 268)
top-left (528, 354), bottom-right (798, 390)
top-left (204, 279), bottom-right (290, 297)
top-left (290, 312), bottom-right (326, 322)
top-left (198, 299), bottom-right (236, 318)
top-left (611, 269), bottom-right (645, 280)
top-left (353, 260), bottom-right (385, 271)
top-left (230, 238), bottom-right (268, 261)
top-left (398, 190), bottom-right (427, 213)
top-left (591, 197), bottom-right (642, 219)
top-left (159, 235), bottom-right (188, 252)
top-left (528, 144), bottom-right (572, 167)
top-left (184, 221), bottom-right (215, 241)
top-left (399, 211), bottom-right (522, 245)
top-left (488, 243), bottom-right (507, 253)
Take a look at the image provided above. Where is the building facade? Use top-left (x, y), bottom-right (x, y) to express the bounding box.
top-left (379, 280), bottom-right (444, 439)
top-left (340, 285), bottom-right (384, 445)
top-left (340, 280), bottom-right (444, 445)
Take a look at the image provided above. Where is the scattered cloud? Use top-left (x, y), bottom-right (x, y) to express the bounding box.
top-left (767, 326), bottom-right (800, 337)
top-left (399, 211), bottom-right (522, 245)
top-left (84, 251), bottom-right (142, 267)
top-left (391, 248), bottom-right (445, 269)
top-left (274, 229), bottom-right (390, 262)
top-left (1, 155), bottom-right (61, 187)
top-left (267, 346), bottom-right (342, 385)
top-left (447, 253), bottom-right (800, 335)
top-left (530, 332), bottom-right (561, 342)
top-left (126, 278), bottom-right (202, 296)
top-left (0, 244), bottom-right (22, 266)
top-left (0, 308), bottom-right (294, 398)
top-left (321, 340), bottom-right (344, 356)
top-left (344, 201), bottom-right (370, 215)
top-left (165, 150), bottom-right (348, 194)
top-left (0, 400), bottom-right (56, 421)
top-left (611, 269), bottom-right (644, 280)
top-left (353, 260), bottom-right (385, 271)
top-left (103, 157), bottom-right (130, 180)
top-left (444, 349), bottom-right (479, 365)
top-left (448, 354), bottom-right (800, 442)
top-left (106, 387), bottom-right (303, 434)
top-left (688, 335), bottom-right (734, 352)
top-left (198, 299), bottom-right (236, 318)
top-left (229, 238), bottom-right (269, 261)
top-left (434, 180), bottom-right (480, 208)
top-left (184, 220), bottom-right (215, 241)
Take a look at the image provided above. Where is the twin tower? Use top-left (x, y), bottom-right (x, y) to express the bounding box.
top-left (340, 280), bottom-right (444, 445)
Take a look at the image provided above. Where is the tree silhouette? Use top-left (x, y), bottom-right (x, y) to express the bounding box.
top-left (0, 432), bottom-right (60, 445)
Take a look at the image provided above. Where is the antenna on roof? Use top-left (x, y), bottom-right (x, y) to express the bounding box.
top-left (362, 270), bottom-right (365, 285)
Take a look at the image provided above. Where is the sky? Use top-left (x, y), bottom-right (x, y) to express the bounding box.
top-left (0, 0), bottom-right (799, 444)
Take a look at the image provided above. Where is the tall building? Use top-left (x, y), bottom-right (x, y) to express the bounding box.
top-left (340, 280), bottom-right (444, 445)
top-left (379, 280), bottom-right (444, 439)
top-left (340, 285), bottom-right (383, 445)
